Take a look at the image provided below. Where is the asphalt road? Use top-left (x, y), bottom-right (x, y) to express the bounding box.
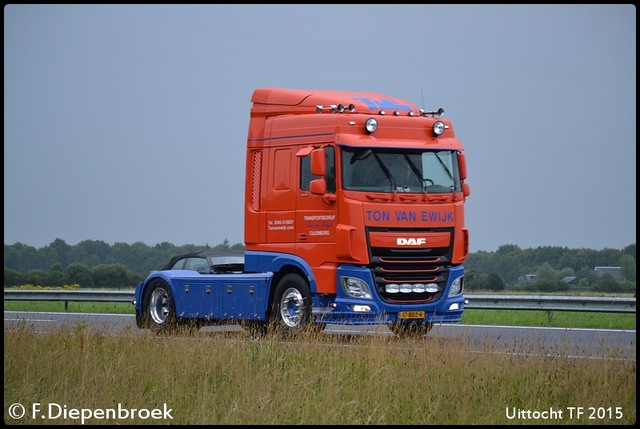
top-left (4, 310), bottom-right (636, 361)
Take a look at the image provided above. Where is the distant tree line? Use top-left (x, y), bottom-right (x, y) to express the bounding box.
top-left (3, 239), bottom-right (636, 293)
top-left (464, 243), bottom-right (636, 293)
top-left (4, 239), bottom-right (244, 289)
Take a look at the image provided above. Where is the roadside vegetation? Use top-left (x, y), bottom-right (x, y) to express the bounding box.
top-left (4, 324), bottom-right (635, 425)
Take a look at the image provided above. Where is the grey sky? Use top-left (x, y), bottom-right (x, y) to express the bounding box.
top-left (4, 4), bottom-right (636, 252)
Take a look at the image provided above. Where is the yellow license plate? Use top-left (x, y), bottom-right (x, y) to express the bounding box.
top-left (399, 311), bottom-right (426, 320)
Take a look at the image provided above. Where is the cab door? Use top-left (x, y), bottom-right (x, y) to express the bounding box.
top-left (264, 147), bottom-right (297, 244)
top-left (295, 145), bottom-right (338, 293)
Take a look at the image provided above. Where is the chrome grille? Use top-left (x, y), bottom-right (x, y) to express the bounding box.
top-left (368, 228), bottom-right (453, 303)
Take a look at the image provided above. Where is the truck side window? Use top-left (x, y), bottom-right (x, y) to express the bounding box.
top-left (324, 146), bottom-right (335, 193)
top-left (300, 156), bottom-right (313, 191)
top-left (300, 146), bottom-right (335, 193)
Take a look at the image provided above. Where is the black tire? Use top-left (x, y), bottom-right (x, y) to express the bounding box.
top-left (269, 273), bottom-right (317, 335)
top-left (390, 321), bottom-right (433, 338)
top-left (135, 309), bottom-right (146, 329)
top-left (143, 280), bottom-right (177, 334)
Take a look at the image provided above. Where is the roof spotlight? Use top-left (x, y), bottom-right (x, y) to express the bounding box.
top-left (365, 118), bottom-right (378, 134)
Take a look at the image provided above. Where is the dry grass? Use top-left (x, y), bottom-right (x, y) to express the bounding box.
top-left (4, 325), bottom-right (636, 425)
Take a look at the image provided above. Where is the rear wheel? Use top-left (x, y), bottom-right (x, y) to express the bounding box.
top-left (143, 280), bottom-right (177, 334)
top-left (269, 273), bottom-right (319, 335)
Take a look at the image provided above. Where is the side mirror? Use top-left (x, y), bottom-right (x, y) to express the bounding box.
top-left (310, 178), bottom-right (326, 195)
top-left (311, 148), bottom-right (326, 177)
top-left (457, 151), bottom-right (467, 181)
top-left (462, 182), bottom-right (471, 197)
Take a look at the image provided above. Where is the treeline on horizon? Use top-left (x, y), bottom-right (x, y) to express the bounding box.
top-left (3, 238), bottom-right (636, 292)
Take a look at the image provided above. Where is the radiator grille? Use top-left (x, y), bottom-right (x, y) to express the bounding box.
top-left (369, 228), bottom-right (453, 303)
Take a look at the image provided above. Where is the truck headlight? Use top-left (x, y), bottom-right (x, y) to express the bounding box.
top-left (448, 276), bottom-right (463, 297)
top-left (341, 277), bottom-right (373, 299)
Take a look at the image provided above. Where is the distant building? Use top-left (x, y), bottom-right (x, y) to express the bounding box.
top-left (517, 274), bottom-right (537, 284)
top-left (594, 266), bottom-right (623, 281)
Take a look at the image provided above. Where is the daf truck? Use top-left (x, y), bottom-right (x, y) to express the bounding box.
top-left (134, 87), bottom-right (471, 337)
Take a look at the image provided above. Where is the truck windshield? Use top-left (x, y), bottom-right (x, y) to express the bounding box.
top-left (341, 147), bottom-right (461, 194)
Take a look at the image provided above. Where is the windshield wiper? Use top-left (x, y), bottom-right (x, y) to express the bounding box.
top-left (434, 152), bottom-right (454, 181)
top-left (373, 153), bottom-right (396, 190)
top-left (403, 154), bottom-right (425, 191)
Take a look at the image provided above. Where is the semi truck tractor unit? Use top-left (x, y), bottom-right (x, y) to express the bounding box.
top-left (134, 87), bottom-right (471, 337)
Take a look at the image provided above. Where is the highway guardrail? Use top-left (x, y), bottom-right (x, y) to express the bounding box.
top-left (3, 290), bottom-right (636, 314)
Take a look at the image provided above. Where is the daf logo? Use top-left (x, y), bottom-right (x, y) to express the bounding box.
top-left (397, 238), bottom-right (427, 246)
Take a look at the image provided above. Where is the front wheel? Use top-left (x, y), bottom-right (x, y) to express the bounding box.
top-left (269, 273), bottom-right (319, 335)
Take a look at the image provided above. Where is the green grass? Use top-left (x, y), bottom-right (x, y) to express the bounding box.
top-left (4, 325), bottom-right (636, 425)
top-left (4, 300), bottom-right (636, 329)
top-left (4, 300), bottom-right (135, 314)
top-left (461, 309), bottom-right (636, 330)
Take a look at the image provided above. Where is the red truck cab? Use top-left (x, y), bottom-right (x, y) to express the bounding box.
top-left (243, 88), bottom-right (470, 335)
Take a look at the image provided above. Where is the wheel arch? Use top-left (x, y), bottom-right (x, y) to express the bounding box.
top-left (245, 250), bottom-right (317, 293)
top-left (138, 273), bottom-right (179, 315)
top-left (267, 265), bottom-right (310, 312)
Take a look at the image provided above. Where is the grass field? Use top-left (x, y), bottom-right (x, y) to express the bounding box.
top-left (4, 324), bottom-right (636, 425)
top-left (4, 293), bottom-right (635, 424)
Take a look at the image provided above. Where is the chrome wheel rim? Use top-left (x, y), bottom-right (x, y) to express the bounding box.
top-left (279, 287), bottom-right (304, 327)
top-left (150, 287), bottom-right (170, 324)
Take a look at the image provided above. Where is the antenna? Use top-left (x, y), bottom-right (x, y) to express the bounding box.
top-left (418, 89), bottom-right (444, 117)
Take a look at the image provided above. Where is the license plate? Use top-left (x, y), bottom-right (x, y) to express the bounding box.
top-left (399, 311), bottom-right (426, 320)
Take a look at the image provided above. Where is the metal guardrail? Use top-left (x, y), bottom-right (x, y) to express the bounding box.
top-left (3, 290), bottom-right (636, 314)
top-left (3, 290), bottom-right (134, 310)
top-left (4, 289), bottom-right (134, 302)
top-left (464, 294), bottom-right (636, 313)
